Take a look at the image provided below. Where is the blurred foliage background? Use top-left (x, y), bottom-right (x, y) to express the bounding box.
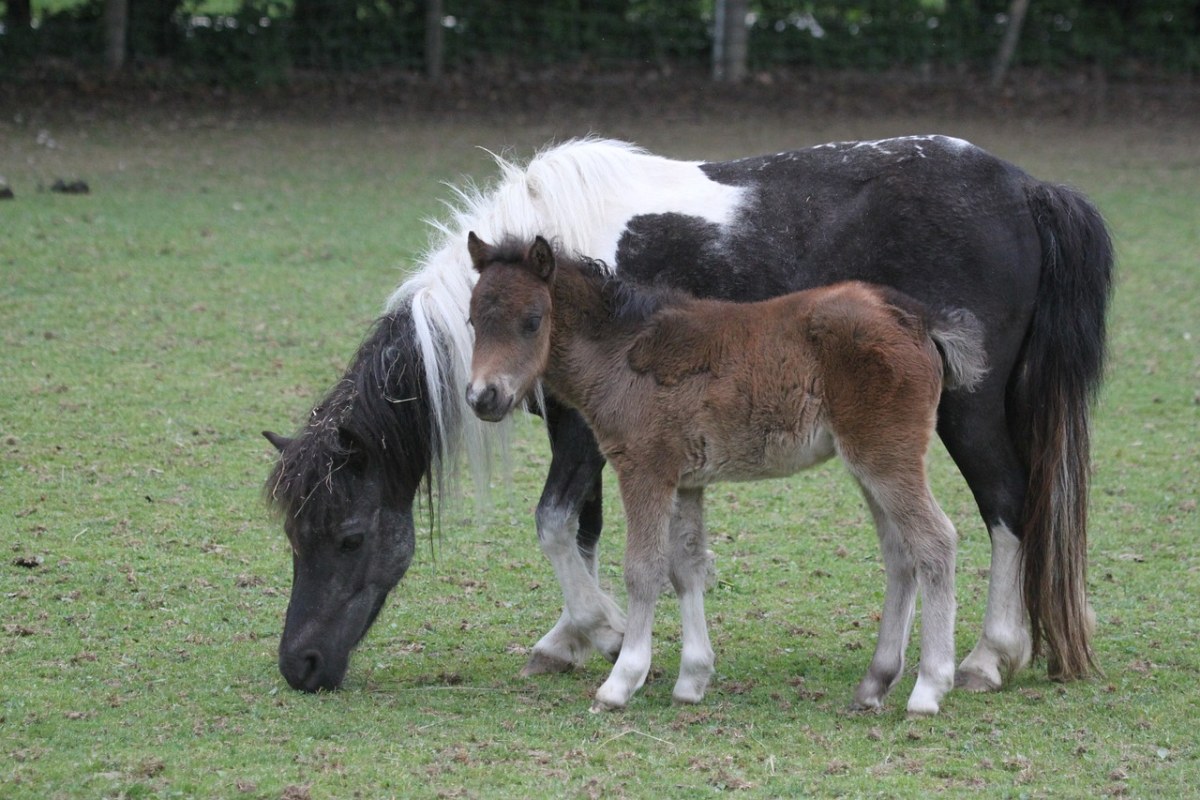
top-left (1, 0), bottom-right (1197, 85)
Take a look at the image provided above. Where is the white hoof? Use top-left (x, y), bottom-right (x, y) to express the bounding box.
top-left (592, 680), bottom-right (632, 712)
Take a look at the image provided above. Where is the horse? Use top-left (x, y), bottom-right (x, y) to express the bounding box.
top-left (263, 137), bottom-right (1113, 694)
top-left (465, 233), bottom-right (989, 714)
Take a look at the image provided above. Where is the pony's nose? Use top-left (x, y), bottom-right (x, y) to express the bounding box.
top-left (280, 647), bottom-right (337, 693)
top-left (466, 383), bottom-right (504, 421)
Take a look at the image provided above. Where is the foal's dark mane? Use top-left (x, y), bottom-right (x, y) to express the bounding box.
top-left (265, 304), bottom-right (438, 530)
top-left (492, 234), bottom-right (687, 325)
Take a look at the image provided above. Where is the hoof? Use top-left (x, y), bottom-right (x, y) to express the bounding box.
top-left (590, 698), bottom-right (624, 714)
top-left (672, 686), bottom-right (706, 705)
top-left (905, 698), bottom-right (941, 717)
top-left (954, 668), bottom-right (1001, 693)
top-left (520, 652), bottom-right (575, 677)
top-left (847, 699), bottom-right (883, 715)
top-left (590, 629), bottom-right (625, 664)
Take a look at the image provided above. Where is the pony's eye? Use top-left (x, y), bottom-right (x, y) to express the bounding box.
top-left (521, 314), bottom-right (542, 335)
top-left (340, 532), bottom-right (365, 554)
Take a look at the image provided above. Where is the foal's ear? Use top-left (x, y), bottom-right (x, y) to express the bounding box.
top-left (262, 430), bottom-right (294, 453)
top-left (467, 231), bottom-right (491, 273)
top-left (528, 236), bottom-right (556, 281)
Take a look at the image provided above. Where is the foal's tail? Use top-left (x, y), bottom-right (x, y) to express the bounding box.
top-left (1014, 182), bottom-right (1115, 680)
top-left (928, 308), bottom-right (988, 392)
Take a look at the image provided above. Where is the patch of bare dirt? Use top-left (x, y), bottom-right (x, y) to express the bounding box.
top-left (3, 64), bottom-right (1197, 127)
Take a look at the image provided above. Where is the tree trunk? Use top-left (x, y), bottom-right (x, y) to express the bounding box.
top-left (991, 0), bottom-right (1031, 88)
top-left (426, 0), bottom-right (444, 80)
top-left (713, 0), bottom-right (748, 82)
top-left (5, 0), bottom-right (32, 30)
top-left (104, 0), bottom-right (129, 74)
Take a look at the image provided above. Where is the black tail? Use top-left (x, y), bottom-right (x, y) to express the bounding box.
top-left (1014, 181), bottom-right (1114, 680)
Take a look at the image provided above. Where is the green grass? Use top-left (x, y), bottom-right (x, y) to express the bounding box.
top-left (2, 108), bottom-right (1197, 799)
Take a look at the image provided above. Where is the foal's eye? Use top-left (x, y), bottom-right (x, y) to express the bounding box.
top-left (339, 532), bottom-right (365, 554)
top-left (521, 314), bottom-right (542, 335)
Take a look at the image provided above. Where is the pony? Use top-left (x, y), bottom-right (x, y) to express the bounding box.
top-left (466, 233), bottom-right (989, 714)
top-left (263, 137), bottom-right (1112, 694)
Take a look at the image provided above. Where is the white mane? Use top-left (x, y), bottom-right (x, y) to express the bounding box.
top-left (385, 137), bottom-right (746, 491)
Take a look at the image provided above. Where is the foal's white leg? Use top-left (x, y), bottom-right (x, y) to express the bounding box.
top-left (592, 581), bottom-right (658, 712)
top-left (852, 483), bottom-right (957, 716)
top-left (592, 485), bottom-right (674, 712)
top-left (905, 501), bottom-right (958, 717)
top-left (955, 523), bottom-right (1032, 691)
top-left (525, 504), bottom-right (626, 676)
top-left (668, 488), bottom-right (715, 704)
top-left (851, 493), bottom-right (918, 712)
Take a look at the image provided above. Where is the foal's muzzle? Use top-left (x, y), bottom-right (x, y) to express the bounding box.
top-left (466, 382), bottom-right (512, 422)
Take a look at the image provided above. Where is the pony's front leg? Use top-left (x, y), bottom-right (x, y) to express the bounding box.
top-left (592, 478), bottom-right (675, 712)
top-left (530, 497), bottom-right (626, 671)
top-left (525, 406), bottom-right (626, 675)
top-left (669, 488), bottom-right (715, 704)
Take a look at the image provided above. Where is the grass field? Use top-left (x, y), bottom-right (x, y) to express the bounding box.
top-left (2, 100), bottom-right (1197, 799)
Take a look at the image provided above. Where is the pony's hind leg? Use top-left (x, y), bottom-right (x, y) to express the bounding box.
top-left (955, 522), bottom-right (1030, 691)
top-left (936, 393), bottom-right (1033, 691)
top-left (668, 488), bottom-right (715, 704)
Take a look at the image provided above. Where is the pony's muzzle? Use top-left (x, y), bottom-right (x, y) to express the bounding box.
top-left (467, 381), bottom-right (512, 422)
top-left (279, 646), bottom-right (342, 693)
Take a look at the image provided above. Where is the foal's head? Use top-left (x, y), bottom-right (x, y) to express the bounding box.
top-left (466, 232), bottom-right (556, 422)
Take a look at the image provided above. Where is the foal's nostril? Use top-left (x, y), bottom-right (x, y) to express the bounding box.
top-left (468, 384), bottom-right (498, 412)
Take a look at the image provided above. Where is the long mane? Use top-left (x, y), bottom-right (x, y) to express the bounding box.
top-left (266, 304), bottom-right (438, 526)
top-left (383, 138), bottom-right (744, 492)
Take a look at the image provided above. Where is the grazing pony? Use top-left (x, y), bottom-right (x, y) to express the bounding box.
top-left (264, 138), bottom-right (1111, 695)
top-left (466, 234), bottom-right (988, 714)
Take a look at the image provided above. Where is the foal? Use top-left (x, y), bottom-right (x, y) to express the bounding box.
top-left (465, 233), bottom-right (987, 716)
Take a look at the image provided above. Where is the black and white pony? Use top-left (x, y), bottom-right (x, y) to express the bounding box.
top-left (264, 137), bottom-right (1113, 696)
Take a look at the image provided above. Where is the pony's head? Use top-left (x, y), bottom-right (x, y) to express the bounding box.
top-left (263, 310), bottom-right (433, 692)
top-left (465, 232), bottom-right (556, 422)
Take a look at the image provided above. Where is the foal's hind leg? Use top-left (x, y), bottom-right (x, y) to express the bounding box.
top-left (668, 488), bottom-right (715, 704)
top-left (853, 475), bottom-right (958, 716)
top-left (850, 489), bottom-right (918, 712)
top-left (903, 497), bottom-right (959, 716)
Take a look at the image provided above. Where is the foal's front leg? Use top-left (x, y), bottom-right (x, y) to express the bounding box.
top-left (592, 477), bottom-right (676, 712)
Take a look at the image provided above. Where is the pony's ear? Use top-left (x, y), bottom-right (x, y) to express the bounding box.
top-left (467, 231), bottom-right (492, 273)
top-left (528, 236), bottom-right (556, 281)
top-left (263, 431), bottom-right (293, 453)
